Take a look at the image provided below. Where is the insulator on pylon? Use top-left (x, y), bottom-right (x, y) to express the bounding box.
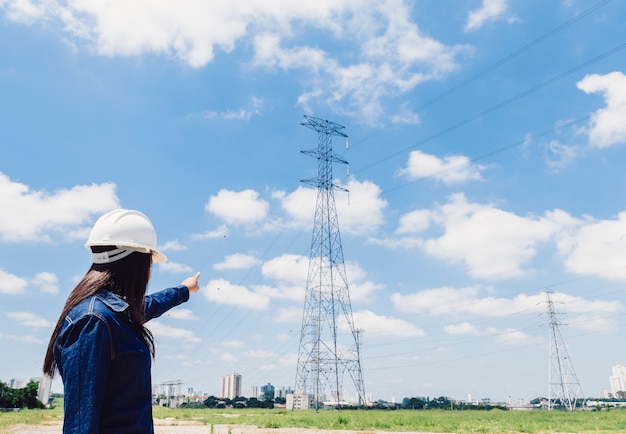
top-left (346, 138), bottom-right (349, 149)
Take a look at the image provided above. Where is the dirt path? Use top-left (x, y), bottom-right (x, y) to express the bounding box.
top-left (3, 419), bottom-right (440, 434)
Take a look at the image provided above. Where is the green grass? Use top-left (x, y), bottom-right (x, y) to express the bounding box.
top-left (0, 405), bottom-right (63, 432)
top-left (151, 407), bottom-right (626, 433)
top-left (4, 404), bottom-right (626, 433)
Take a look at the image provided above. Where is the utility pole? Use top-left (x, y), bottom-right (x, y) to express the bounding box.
top-left (294, 115), bottom-right (366, 410)
top-left (545, 290), bottom-right (584, 411)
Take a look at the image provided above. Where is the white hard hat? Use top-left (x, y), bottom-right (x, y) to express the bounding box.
top-left (85, 209), bottom-right (167, 264)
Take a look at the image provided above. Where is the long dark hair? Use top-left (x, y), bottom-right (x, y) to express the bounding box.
top-left (43, 247), bottom-right (154, 377)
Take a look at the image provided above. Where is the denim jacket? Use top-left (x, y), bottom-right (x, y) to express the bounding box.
top-left (54, 285), bottom-right (190, 433)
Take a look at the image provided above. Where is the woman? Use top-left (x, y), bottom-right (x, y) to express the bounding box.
top-left (43, 209), bottom-right (200, 433)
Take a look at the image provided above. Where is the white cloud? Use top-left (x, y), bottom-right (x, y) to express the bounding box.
top-left (273, 306), bottom-right (303, 323)
top-left (279, 178), bottom-right (387, 236)
top-left (556, 211), bottom-right (626, 281)
top-left (577, 71), bottom-right (626, 148)
top-left (352, 310), bottom-right (424, 337)
top-left (0, 172), bottom-right (119, 243)
top-left (542, 140), bottom-right (579, 172)
top-left (261, 254), bottom-right (309, 286)
top-left (391, 287), bottom-right (621, 330)
top-left (205, 189), bottom-right (268, 225)
top-left (197, 97), bottom-right (263, 121)
top-left (157, 261), bottom-right (194, 274)
top-left (160, 240), bottom-right (187, 251)
top-left (0, 269), bottom-right (28, 294)
top-left (164, 308), bottom-right (198, 320)
top-left (7, 311), bottom-right (53, 328)
top-left (397, 150), bottom-right (485, 184)
top-left (202, 278), bottom-right (270, 310)
top-left (402, 194), bottom-right (578, 280)
top-left (0, 1), bottom-right (468, 124)
top-left (221, 340), bottom-right (245, 348)
top-left (345, 261), bottom-right (384, 303)
top-left (192, 224), bottom-right (229, 240)
top-left (147, 321), bottom-right (200, 343)
top-left (444, 322), bottom-right (541, 345)
top-left (8, 334), bottom-right (43, 344)
top-left (214, 253), bottom-right (261, 271)
top-left (245, 349), bottom-right (277, 359)
top-left (32, 272), bottom-right (60, 294)
top-left (444, 321), bottom-right (480, 336)
top-left (464, 0), bottom-right (516, 32)
top-left (258, 254), bottom-right (382, 304)
top-left (396, 209), bottom-right (432, 234)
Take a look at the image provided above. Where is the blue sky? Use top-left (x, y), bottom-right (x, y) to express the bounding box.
top-left (1, 0), bottom-right (626, 404)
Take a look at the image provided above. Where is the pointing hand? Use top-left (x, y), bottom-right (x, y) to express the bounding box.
top-left (181, 272), bottom-right (200, 293)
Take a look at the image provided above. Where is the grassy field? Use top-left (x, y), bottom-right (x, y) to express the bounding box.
top-left (3, 405), bottom-right (626, 433)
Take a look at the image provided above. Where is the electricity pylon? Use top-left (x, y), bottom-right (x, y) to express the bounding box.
top-left (544, 290), bottom-right (584, 410)
top-left (294, 115), bottom-right (366, 409)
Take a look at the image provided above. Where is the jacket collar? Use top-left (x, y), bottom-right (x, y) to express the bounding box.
top-left (95, 290), bottom-right (129, 313)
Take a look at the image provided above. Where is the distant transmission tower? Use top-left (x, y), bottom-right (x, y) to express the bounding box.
top-left (544, 290), bottom-right (584, 411)
top-left (294, 115), bottom-right (366, 410)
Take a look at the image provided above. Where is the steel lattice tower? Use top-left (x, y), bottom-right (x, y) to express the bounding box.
top-left (545, 290), bottom-right (584, 411)
top-left (294, 115), bottom-right (365, 409)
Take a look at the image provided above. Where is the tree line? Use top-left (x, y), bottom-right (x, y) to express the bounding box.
top-left (0, 380), bottom-right (45, 409)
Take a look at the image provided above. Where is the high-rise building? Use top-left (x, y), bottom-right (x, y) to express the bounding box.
top-left (261, 383), bottom-right (275, 400)
top-left (220, 373), bottom-right (242, 399)
top-left (247, 385), bottom-right (259, 400)
top-left (609, 365), bottom-right (626, 398)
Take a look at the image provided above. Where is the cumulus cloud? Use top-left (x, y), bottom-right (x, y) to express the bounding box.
top-left (202, 278), bottom-right (270, 310)
top-left (352, 310), bottom-right (424, 337)
top-left (0, 1), bottom-right (468, 124)
top-left (397, 150), bottom-right (486, 184)
top-left (192, 224), bottom-right (229, 240)
top-left (465, 0), bottom-right (517, 32)
top-left (556, 211), bottom-right (626, 281)
top-left (164, 308), bottom-right (198, 320)
top-left (273, 306), bottom-right (303, 323)
top-left (392, 287), bottom-right (621, 332)
top-left (7, 311), bottom-right (53, 328)
top-left (393, 193), bottom-right (580, 280)
top-left (396, 209), bottom-right (432, 234)
top-left (0, 172), bottom-right (119, 243)
top-left (0, 269), bottom-right (28, 295)
top-left (197, 97), bottom-right (263, 121)
top-left (542, 140), bottom-right (579, 172)
top-left (32, 272), bottom-right (60, 294)
top-left (160, 240), bottom-right (187, 252)
top-left (157, 261), bottom-right (194, 274)
top-left (147, 321), bottom-right (200, 343)
top-left (8, 334), bottom-right (43, 344)
top-left (444, 322), bottom-right (542, 345)
top-left (259, 253), bottom-right (382, 304)
top-left (214, 253), bottom-right (261, 271)
top-left (278, 178), bottom-right (387, 236)
top-left (577, 71), bottom-right (626, 148)
top-left (261, 254), bottom-right (309, 286)
top-left (205, 189), bottom-right (269, 225)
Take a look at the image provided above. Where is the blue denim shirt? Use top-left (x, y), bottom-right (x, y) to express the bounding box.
top-left (54, 285), bottom-right (190, 433)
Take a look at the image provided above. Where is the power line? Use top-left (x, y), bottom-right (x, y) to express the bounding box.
top-left (413, 0), bottom-right (613, 113)
top-left (355, 41), bottom-right (626, 175)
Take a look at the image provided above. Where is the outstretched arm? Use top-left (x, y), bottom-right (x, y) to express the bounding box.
top-left (144, 272), bottom-right (201, 321)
